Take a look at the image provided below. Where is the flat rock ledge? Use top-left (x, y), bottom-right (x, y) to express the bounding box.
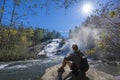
top-left (40, 64), bottom-right (116, 80)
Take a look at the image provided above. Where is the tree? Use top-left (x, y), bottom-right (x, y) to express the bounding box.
top-left (0, 0), bottom-right (6, 25)
top-left (69, 29), bottom-right (72, 39)
top-left (33, 28), bottom-right (44, 45)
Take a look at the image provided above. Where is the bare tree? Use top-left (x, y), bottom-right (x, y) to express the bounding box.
top-left (0, 0), bottom-right (6, 25)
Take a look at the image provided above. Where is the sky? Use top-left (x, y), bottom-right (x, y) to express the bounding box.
top-left (24, 0), bottom-right (97, 37)
top-left (0, 0), bottom-right (109, 37)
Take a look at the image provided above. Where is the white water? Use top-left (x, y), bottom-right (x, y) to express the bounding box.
top-left (38, 39), bottom-right (84, 57)
top-left (0, 64), bottom-right (8, 70)
top-left (7, 65), bottom-right (27, 69)
top-left (38, 39), bottom-right (63, 56)
top-left (0, 55), bottom-right (64, 70)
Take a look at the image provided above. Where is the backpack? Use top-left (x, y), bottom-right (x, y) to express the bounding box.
top-left (71, 51), bottom-right (89, 73)
top-left (79, 54), bottom-right (89, 72)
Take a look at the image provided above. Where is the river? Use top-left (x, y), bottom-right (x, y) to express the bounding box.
top-left (0, 57), bottom-right (120, 80)
top-left (0, 55), bottom-right (64, 80)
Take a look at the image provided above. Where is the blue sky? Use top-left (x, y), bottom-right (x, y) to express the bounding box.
top-left (24, 0), bottom-right (96, 37)
top-left (0, 0), bottom-right (109, 37)
top-left (23, 0), bottom-right (86, 37)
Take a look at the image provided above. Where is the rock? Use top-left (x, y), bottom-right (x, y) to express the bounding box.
top-left (115, 76), bottom-right (120, 80)
top-left (40, 64), bottom-right (115, 80)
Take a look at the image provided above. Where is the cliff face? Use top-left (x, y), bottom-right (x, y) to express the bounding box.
top-left (40, 64), bottom-right (115, 80)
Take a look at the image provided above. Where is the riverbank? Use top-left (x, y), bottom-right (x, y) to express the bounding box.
top-left (0, 42), bottom-right (47, 62)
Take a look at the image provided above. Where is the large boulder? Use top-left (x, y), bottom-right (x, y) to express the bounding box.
top-left (40, 64), bottom-right (115, 80)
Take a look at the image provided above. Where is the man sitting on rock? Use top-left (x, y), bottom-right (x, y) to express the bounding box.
top-left (57, 44), bottom-right (89, 80)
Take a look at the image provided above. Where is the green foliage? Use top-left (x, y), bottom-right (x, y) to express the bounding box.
top-left (33, 28), bottom-right (44, 45)
top-left (86, 48), bottom-right (96, 55)
top-left (34, 4), bottom-right (37, 8)
top-left (14, 0), bottom-right (21, 6)
top-left (24, 0), bottom-right (29, 2)
top-left (0, 8), bottom-right (4, 13)
top-left (109, 11), bottom-right (116, 18)
top-left (0, 25), bottom-right (62, 61)
top-left (100, 32), bottom-right (105, 38)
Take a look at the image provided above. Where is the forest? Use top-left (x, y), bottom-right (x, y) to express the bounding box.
top-left (0, 0), bottom-right (62, 61)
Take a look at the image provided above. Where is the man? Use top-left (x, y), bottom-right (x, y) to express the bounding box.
top-left (57, 44), bottom-right (89, 80)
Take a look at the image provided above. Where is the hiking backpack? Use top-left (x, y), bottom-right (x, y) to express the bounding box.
top-left (79, 55), bottom-right (89, 72)
top-left (71, 51), bottom-right (89, 73)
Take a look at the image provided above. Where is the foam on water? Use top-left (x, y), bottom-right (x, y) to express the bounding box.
top-left (38, 39), bottom-right (63, 56)
top-left (0, 60), bottom-right (39, 70)
top-left (0, 64), bottom-right (8, 70)
top-left (6, 65), bottom-right (27, 69)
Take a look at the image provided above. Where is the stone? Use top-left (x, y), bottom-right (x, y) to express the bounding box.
top-left (40, 64), bottom-right (115, 80)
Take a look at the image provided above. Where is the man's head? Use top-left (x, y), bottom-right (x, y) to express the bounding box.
top-left (72, 44), bottom-right (78, 52)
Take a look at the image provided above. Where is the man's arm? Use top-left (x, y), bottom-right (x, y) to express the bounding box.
top-left (61, 54), bottom-right (73, 69)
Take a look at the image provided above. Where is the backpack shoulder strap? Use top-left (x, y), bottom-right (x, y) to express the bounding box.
top-left (77, 50), bottom-right (84, 57)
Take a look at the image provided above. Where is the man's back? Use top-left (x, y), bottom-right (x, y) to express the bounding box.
top-left (65, 50), bottom-right (84, 65)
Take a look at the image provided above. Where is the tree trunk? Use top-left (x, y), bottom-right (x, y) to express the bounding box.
top-left (7, 1), bottom-right (16, 51)
top-left (10, 1), bottom-right (16, 26)
top-left (0, 0), bottom-right (6, 25)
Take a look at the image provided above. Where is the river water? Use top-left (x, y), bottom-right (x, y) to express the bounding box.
top-left (0, 56), bottom-right (64, 80)
top-left (0, 56), bottom-right (120, 80)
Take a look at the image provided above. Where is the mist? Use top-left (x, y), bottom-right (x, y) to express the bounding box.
top-left (69, 25), bottom-right (107, 51)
